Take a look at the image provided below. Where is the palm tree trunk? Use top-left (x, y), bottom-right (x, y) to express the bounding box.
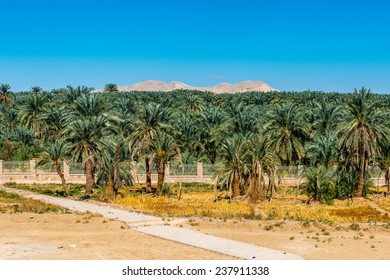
top-left (113, 144), bottom-right (120, 193)
top-left (355, 131), bottom-right (366, 198)
top-left (107, 176), bottom-right (115, 199)
top-left (157, 160), bottom-right (165, 195)
top-left (386, 167), bottom-right (390, 194)
top-left (233, 170), bottom-right (240, 197)
top-left (85, 158), bottom-right (94, 195)
top-left (145, 157), bottom-right (152, 193)
top-left (55, 163), bottom-right (71, 196)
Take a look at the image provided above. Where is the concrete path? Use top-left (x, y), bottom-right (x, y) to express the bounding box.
top-left (3, 187), bottom-right (303, 260)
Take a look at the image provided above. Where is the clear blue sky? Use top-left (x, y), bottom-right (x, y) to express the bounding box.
top-left (1, 0), bottom-right (390, 92)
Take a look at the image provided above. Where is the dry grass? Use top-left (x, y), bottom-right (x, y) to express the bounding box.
top-left (120, 191), bottom-right (254, 219)
top-left (6, 182), bottom-right (390, 223)
top-left (0, 190), bottom-right (65, 214)
top-left (119, 184), bottom-right (390, 223)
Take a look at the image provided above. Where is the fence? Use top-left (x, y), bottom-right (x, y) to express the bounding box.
top-left (0, 160), bottom-right (386, 186)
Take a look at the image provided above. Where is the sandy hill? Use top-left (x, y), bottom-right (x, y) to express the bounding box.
top-left (113, 80), bottom-right (277, 93)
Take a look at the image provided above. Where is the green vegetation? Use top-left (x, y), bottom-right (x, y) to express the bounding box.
top-left (1, 84), bottom-right (390, 206)
top-left (0, 189), bottom-right (65, 214)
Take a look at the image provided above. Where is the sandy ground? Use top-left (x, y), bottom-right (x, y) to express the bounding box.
top-left (187, 219), bottom-right (390, 260)
top-left (1, 211), bottom-right (389, 260)
top-left (0, 213), bottom-right (235, 260)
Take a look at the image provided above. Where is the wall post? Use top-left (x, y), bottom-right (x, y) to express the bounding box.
top-left (165, 162), bottom-right (170, 182)
top-left (30, 160), bottom-right (37, 181)
top-left (197, 162), bottom-right (203, 181)
top-left (0, 160), bottom-right (3, 187)
top-left (63, 161), bottom-right (70, 181)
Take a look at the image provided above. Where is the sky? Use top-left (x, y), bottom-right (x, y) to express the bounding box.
top-left (1, 0), bottom-right (390, 92)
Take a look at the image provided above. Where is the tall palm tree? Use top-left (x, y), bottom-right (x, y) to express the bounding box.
top-left (245, 135), bottom-right (279, 202)
top-left (217, 134), bottom-right (247, 199)
top-left (264, 103), bottom-right (311, 165)
top-left (65, 116), bottom-right (110, 194)
top-left (36, 139), bottom-right (71, 196)
top-left (198, 105), bottom-right (229, 164)
top-left (146, 130), bottom-right (181, 194)
top-left (18, 93), bottom-right (48, 138)
top-left (129, 103), bottom-right (172, 192)
top-left (337, 87), bottom-right (389, 197)
top-left (378, 144), bottom-right (390, 195)
top-left (96, 138), bottom-right (133, 199)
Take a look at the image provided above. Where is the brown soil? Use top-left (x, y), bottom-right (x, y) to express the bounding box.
top-left (0, 213), bottom-right (235, 260)
top-left (187, 219), bottom-right (390, 260)
top-left (2, 212), bottom-right (389, 260)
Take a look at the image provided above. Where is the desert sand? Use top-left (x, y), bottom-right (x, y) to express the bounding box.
top-left (0, 212), bottom-right (234, 260)
top-left (1, 211), bottom-right (389, 260)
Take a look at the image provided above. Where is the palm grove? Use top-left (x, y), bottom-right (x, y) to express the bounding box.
top-left (0, 83), bottom-right (389, 203)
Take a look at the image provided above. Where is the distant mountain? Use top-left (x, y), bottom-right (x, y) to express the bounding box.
top-left (111, 80), bottom-right (278, 93)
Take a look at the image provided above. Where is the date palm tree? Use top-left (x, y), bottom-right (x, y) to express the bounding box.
top-left (264, 103), bottom-right (311, 165)
top-left (129, 103), bottom-right (172, 192)
top-left (37, 139), bottom-right (71, 196)
top-left (31, 86), bottom-right (42, 94)
top-left (104, 83), bottom-right (118, 93)
top-left (217, 134), bottom-right (247, 199)
top-left (0, 84), bottom-right (12, 104)
top-left (245, 135), bottom-right (279, 202)
top-left (65, 116), bottom-right (110, 194)
top-left (337, 87), bottom-right (389, 197)
top-left (146, 130), bottom-right (181, 194)
top-left (18, 93), bottom-right (48, 138)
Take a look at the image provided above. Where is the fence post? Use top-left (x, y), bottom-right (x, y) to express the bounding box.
top-left (63, 161), bottom-right (70, 181)
top-left (0, 160), bottom-right (3, 187)
top-left (30, 160), bottom-right (36, 181)
top-left (165, 162), bottom-right (170, 182)
top-left (197, 162), bottom-right (203, 181)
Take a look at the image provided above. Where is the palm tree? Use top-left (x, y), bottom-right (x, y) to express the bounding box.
top-left (40, 107), bottom-right (67, 140)
top-left (129, 103), bottom-right (172, 192)
top-left (104, 84), bottom-right (118, 93)
top-left (245, 135), bottom-right (279, 202)
top-left (301, 165), bottom-right (334, 203)
top-left (306, 133), bottom-right (338, 168)
top-left (59, 85), bottom-right (93, 104)
top-left (217, 134), bottom-right (247, 199)
top-left (146, 130), bottom-right (181, 194)
top-left (337, 87), bottom-right (389, 197)
top-left (36, 139), bottom-right (71, 196)
top-left (198, 105), bottom-right (229, 164)
top-left (0, 84), bottom-right (12, 104)
top-left (96, 138), bottom-right (133, 200)
top-left (312, 98), bottom-right (343, 133)
top-left (378, 144), bottom-right (390, 195)
top-left (18, 93), bottom-right (48, 138)
top-left (65, 116), bottom-right (110, 194)
top-left (264, 103), bottom-right (311, 165)
top-left (31, 86), bottom-right (42, 94)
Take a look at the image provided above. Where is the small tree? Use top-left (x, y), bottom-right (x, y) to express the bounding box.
top-left (37, 139), bottom-right (71, 196)
top-left (31, 86), bottom-right (42, 94)
top-left (0, 84), bottom-right (12, 104)
top-left (104, 83), bottom-right (118, 93)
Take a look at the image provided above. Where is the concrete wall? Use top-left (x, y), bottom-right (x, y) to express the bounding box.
top-left (0, 160), bottom-right (386, 187)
